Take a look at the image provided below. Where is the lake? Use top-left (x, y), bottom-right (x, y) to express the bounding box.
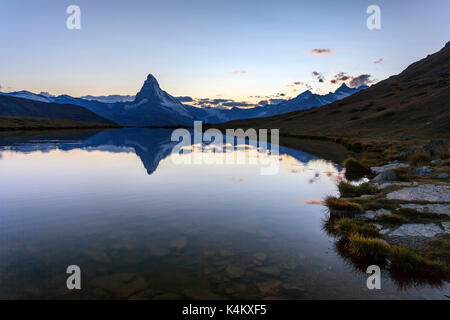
top-left (0, 128), bottom-right (448, 299)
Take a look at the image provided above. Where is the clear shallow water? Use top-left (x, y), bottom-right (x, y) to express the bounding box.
top-left (0, 128), bottom-right (448, 299)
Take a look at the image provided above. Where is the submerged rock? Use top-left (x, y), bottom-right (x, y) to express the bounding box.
top-left (257, 280), bottom-right (282, 296)
top-left (219, 250), bottom-right (234, 257)
top-left (182, 288), bottom-right (223, 300)
top-left (91, 273), bottom-right (149, 299)
top-left (169, 237), bottom-right (188, 249)
top-left (399, 203), bottom-right (450, 215)
top-left (254, 266), bottom-right (281, 276)
top-left (386, 184), bottom-right (450, 202)
top-left (253, 252), bottom-right (267, 262)
top-left (225, 265), bottom-right (246, 279)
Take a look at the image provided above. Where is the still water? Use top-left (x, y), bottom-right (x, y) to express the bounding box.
top-left (0, 128), bottom-right (448, 299)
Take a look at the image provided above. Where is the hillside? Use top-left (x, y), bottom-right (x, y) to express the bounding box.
top-left (0, 116), bottom-right (118, 131)
top-left (0, 95), bottom-right (116, 125)
top-left (214, 42), bottom-right (450, 139)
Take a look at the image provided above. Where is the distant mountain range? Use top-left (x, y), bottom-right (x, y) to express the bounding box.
top-left (0, 95), bottom-right (115, 125)
top-left (0, 75), bottom-right (367, 127)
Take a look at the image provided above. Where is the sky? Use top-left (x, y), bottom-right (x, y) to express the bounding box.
top-left (0, 0), bottom-right (449, 107)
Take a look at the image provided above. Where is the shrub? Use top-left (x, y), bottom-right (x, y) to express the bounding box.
top-left (348, 234), bottom-right (390, 258)
top-left (325, 197), bottom-right (363, 217)
top-left (377, 213), bottom-right (408, 224)
top-left (389, 246), bottom-right (446, 274)
top-left (343, 158), bottom-right (369, 180)
top-left (338, 181), bottom-right (378, 197)
top-left (335, 218), bottom-right (380, 238)
top-left (408, 152), bottom-right (431, 166)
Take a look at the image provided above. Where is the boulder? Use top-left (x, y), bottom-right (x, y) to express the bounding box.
top-left (372, 169), bottom-right (398, 182)
top-left (437, 172), bottom-right (449, 179)
top-left (415, 166), bottom-right (432, 176)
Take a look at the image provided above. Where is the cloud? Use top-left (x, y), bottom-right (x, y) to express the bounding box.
top-left (312, 71), bottom-right (324, 83)
top-left (0, 84), bottom-right (2, 90)
top-left (310, 48), bottom-right (332, 55)
top-left (349, 74), bottom-right (372, 87)
top-left (257, 98), bottom-right (285, 106)
top-left (176, 96), bottom-right (194, 102)
top-left (330, 72), bottom-right (350, 84)
top-left (222, 101), bottom-right (254, 107)
top-left (330, 72), bottom-right (373, 87)
top-left (373, 58), bottom-right (383, 64)
top-left (232, 70), bottom-right (247, 75)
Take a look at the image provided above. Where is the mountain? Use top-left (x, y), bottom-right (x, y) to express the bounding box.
top-left (0, 75), bottom-right (367, 126)
top-left (0, 95), bottom-right (116, 125)
top-left (183, 83), bottom-right (367, 124)
top-left (80, 94), bottom-right (135, 103)
top-left (212, 41), bottom-right (450, 138)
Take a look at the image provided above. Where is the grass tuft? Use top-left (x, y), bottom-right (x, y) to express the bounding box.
top-left (377, 213), bottom-right (408, 224)
top-left (408, 152), bottom-right (431, 167)
top-left (338, 181), bottom-right (378, 197)
top-left (343, 157), bottom-right (369, 180)
top-left (335, 218), bottom-right (380, 238)
top-left (325, 197), bottom-right (363, 217)
top-left (389, 246), bottom-right (446, 275)
top-left (348, 234), bottom-right (390, 258)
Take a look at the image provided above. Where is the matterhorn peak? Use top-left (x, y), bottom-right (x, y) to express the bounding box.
top-left (134, 74), bottom-right (163, 103)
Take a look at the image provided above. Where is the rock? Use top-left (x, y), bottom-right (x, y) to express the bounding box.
top-left (83, 250), bottom-right (111, 263)
top-left (370, 162), bottom-right (409, 174)
top-left (431, 159), bottom-right (441, 165)
top-left (442, 222), bottom-right (450, 233)
top-left (415, 166), bottom-right (432, 176)
top-left (398, 140), bottom-right (448, 158)
top-left (376, 181), bottom-right (418, 189)
top-left (257, 280), bottom-right (282, 295)
top-left (169, 237), bottom-right (188, 249)
top-left (224, 283), bottom-right (247, 295)
top-left (91, 273), bottom-right (149, 299)
top-left (386, 184), bottom-right (450, 202)
top-left (437, 173), bottom-right (449, 179)
top-left (399, 203), bottom-right (450, 216)
top-left (152, 292), bottom-right (182, 300)
top-left (254, 266), bottom-right (281, 276)
top-left (282, 283), bottom-right (305, 295)
top-left (219, 250), bottom-right (234, 257)
top-left (253, 252), bottom-right (267, 262)
top-left (355, 209), bottom-right (392, 221)
top-left (225, 265), bottom-right (246, 279)
top-left (389, 224), bottom-right (444, 237)
top-left (360, 194), bottom-right (372, 198)
top-left (372, 169), bottom-right (398, 182)
top-left (147, 244), bottom-right (171, 256)
top-left (257, 230), bottom-right (275, 238)
top-left (128, 288), bottom-right (156, 300)
top-left (182, 288), bottom-right (223, 300)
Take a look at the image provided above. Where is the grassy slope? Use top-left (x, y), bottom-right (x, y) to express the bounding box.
top-left (214, 42), bottom-right (450, 139)
top-left (0, 116), bottom-right (119, 131)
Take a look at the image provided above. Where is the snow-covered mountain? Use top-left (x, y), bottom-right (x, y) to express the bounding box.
top-left (0, 76), bottom-right (367, 126)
